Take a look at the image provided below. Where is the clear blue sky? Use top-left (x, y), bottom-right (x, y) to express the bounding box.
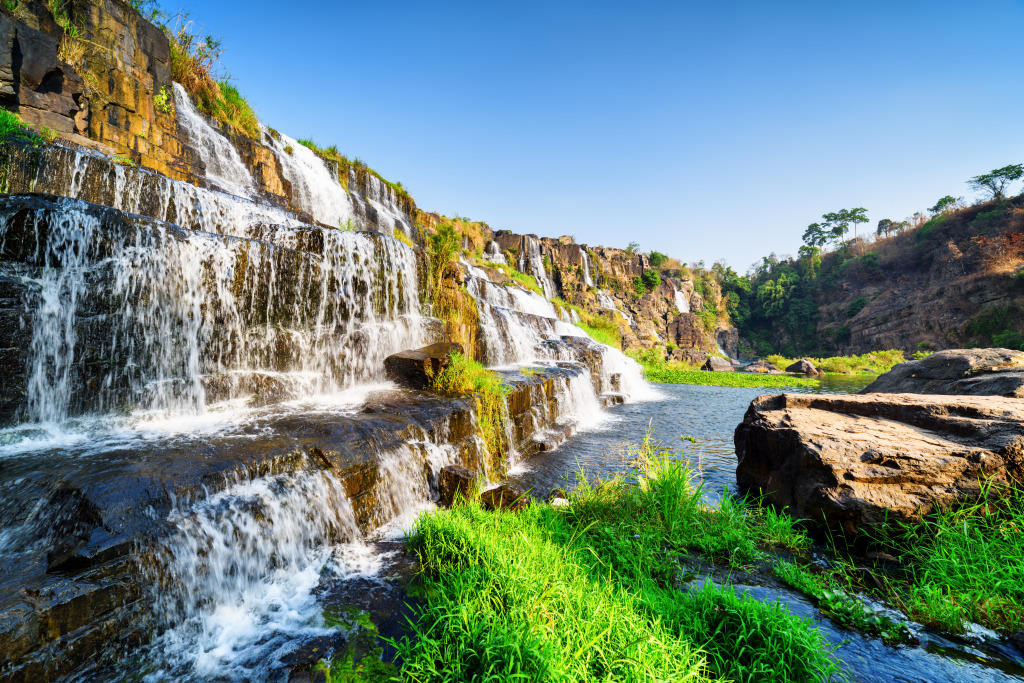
top-left (168, 0), bottom-right (1023, 272)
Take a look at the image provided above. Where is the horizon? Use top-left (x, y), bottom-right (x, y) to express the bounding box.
top-left (162, 0), bottom-right (1021, 269)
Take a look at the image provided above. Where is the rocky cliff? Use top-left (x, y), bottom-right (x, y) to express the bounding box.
top-left (0, 0), bottom-right (732, 361)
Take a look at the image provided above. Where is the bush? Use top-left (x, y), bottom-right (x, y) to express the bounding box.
top-left (845, 297), bottom-right (868, 319)
top-left (641, 269), bottom-right (661, 292)
top-left (992, 330), bottom-right (1024, 350)
top-left (648, 251), bottom-right (668, 268)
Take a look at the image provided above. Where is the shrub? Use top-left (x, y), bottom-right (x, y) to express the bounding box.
top-left (845, 297), bottom-right (868, 319)
top-left (641, 269), bottom-right (661, 292)
top-left (993, 330), bottom-right (1024, 350)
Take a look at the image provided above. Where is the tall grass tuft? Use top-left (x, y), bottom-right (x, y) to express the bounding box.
top-left (396, 431), bottom-right (838, 682)
top-left (431, 352), bottom-right (509, 472)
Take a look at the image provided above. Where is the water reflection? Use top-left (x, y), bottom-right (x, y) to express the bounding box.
top-left (508, 374), bottom-right (877, 497)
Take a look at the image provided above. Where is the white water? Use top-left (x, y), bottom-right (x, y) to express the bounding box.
top-left (173, 84), bottom-right (258, 198)
top-left (262, 129), bottom-right (356, 228)
top-left (483, 240), bottom-right (506, 264)
top-left (516, 235), bottom-right (556, 299)
top-left (674, 287), bottom-right (691, 314)
top-left (4, 198), bottom-right (422, 426)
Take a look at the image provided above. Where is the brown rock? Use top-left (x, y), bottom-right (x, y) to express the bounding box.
top-left (480, 484), bottom-right (530, 512)
top-left (861, 348), bottom-right (1024, 397)
top-left (745, 360), bottom-right (780, 374)
top-left (438, 465), bottom-right (476, 508)
top-left (786, 359), bottom-right (822, 375)
top-left (734, 392), bottom-right (1024, 536)
top-left (383, 342), bottom-right (463, 390)
top-left (702, 356), bottom-right (733, 372)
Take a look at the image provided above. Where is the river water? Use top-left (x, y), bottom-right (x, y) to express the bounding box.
top-left (507, 374), bottom-right (876, 497)
top-left (508, 375), bottom-right (1024, 683)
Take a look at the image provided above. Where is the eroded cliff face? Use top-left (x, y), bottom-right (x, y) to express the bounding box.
top-left (0, 0), bottom-right (731, 360)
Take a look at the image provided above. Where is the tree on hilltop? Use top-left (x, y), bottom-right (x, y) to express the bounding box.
top-left (929, 195), bottom-right (963, 215)
top-left (968, 164), bottom-right (1023, 202)
top-left (823, 207), bottom-right (869, 243)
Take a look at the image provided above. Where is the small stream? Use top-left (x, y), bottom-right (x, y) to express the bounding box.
top-left (508, 375), bottom-right (1024, 683)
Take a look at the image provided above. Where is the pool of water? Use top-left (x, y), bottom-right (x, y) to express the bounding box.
top-left (508, 374), bottom-right (876, 497)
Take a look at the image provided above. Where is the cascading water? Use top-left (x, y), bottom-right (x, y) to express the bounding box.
top-left (516, 235), bottom-right (556, 299)
top-left (173, 84), bottom-right (258, 198)
top-left (262, 129), bottom-right (357, 229)
top-left (581, 249), bottom-right (595, 287)
top-left (674, 287), bottom-right (691, 314)
top-left (3, 196), bottom-right (422, 423)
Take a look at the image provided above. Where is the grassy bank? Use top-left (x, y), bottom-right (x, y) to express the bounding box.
top-left (766, 350), bottom-right (905, 375)
top-left (644, 366), bottom-right (819, 388)
top-left (389, 436), bottom-right (840, 683)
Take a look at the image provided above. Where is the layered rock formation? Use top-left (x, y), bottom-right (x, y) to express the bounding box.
top-left (735, 392), bottom-right (1024, 535)
top-left (860, 348), bottom-right (1024, 398)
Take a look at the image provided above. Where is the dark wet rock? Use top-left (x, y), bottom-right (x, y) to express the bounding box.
top-left (745, 360), bottom-right (780, 374)
top-left (480, 484), bottom-right (530, 512)
top-left (735, 392), bottom-right (1024, 536)
top-left (384, 342), bottom-right (463, 390)
top-left (861, 348), bottom-right (1024, 397)
top-left (1010, 630), bottom-right (1024, 651)
top-left (786, 359), bottom-right (822, 375)
top-left (702, 356), bottom-right (733, 372)
top-left (438, 465), bottom-right (476, 508)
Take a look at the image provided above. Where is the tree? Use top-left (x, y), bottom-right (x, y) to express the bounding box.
top-left (968, 164), bottom-right (1024, 202)
top-left (624, 241), bottom-right (640, 257)
top-left (648, 251), bottom-right (668, 268)
top-left (823, 207), bottom-right (869, 243)
top-left (929, 195), bottom-right (963, 215)
top-left (876, 218), bottom-right (894, 238)
top-left (802, 222), bottom-right (830, 248)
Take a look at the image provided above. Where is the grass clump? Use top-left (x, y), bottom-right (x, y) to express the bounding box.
top-left (0, 108), bottom-right (40, 145)
top-left (873, 483), bottom-right (1024, 633)
top-left (398, 433), bottom-right (838, 682)
top-left (392, 226), bottom-right (415, 248)
top-left (431, 352), bottom-right (509, 471)
top-left (578, 316), bottom-right (622, 349)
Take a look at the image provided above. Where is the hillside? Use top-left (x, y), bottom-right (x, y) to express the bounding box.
top-left (728, 197), bottom-right (1024, 358)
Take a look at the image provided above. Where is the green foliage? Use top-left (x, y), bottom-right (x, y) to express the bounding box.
top-left (648, 251), bottom-right (668, 268)
top-left (774, 562), bottom-right (911, 644)
top-left (859, 252), bottom-right (880, 274)
top-left (212, 81), bottom-right (259, 138)
top-left (992, 330), bottom-right (1024, 350)
top-left (641, 269), bottom-right (661, 292)
top-left (431, 352), bottom-right (509, 469)
top-left (427, 223), bottom-right (461, 310)
top-left (392, 226), bottom-right (415, 248)
top-left (845, 297), bottom-right (868, 319)
top-left (872, 482), bottom-right (1024, 633)
top-left (153, 85), bottom-right (174, 115)
top-left (642, 366), bottom-right (818, 388)
top-left (0, 107), bottom-right (40, 145)
top-left (967, 307), bottom-right (1017, 345)
top-left (632, 276), bottom-right (646, 298)
top-left (624, 241), bottom-right (640, 257)
top-left (968, 164), bottom-right (1024, 201)
top-left (929, 195), bottom-right (962, 214)
top-left (398, 435), bottom-right (837, 683)
top-left (766, 349), bottom-right (904, 374)
top-left (578, 317), bottom-right (622, 349)
top-left (834, 325), bottom-right (851, 344)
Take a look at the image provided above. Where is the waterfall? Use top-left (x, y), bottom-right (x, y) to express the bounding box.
top-left (262, 129), bottom-right (357, 229)
top-left (674, 287), bottom-right (691, 314)
top-left (173, 84), bottom-right (258, 199)
top-left (581, 249), bottom-right (595, 287)
top-left (483, 240), bottom-right (506, 264)
top-left (516, 236), bottom-right (556, 299)
top-left (3, 197), bottom-right (422, 423)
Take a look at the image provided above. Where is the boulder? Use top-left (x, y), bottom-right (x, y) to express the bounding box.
top-left (786, 359), bottom-right (822, 375)
top-left (745, 360), bottom-right (780, 374)
top-left (734, 392), bottom-right (1024, 536)
top-left (438, 465), bottom-right (476, 508)
top-left (480, 484), bottom-right (530, 512)
top-left (383, 342), bottom-right (463, 390)
top-left (860, 348), bottom-right (1024, 398)
top-left (702, 356), bottom-right (733, 372)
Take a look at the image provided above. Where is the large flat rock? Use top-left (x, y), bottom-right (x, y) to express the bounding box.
top-left (734, 392), bottom-right (1024, 535)
top-left (860, 348), bottom-right (1024, 397)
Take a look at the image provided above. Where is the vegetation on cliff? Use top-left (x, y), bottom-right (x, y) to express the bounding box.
top-left (765, 350), bottom-right (906, 375)
top-left (430, 351), bottom-right (509, 470)
top-left (723, 169), bottom-right (1024, 357)
top-left (395, 435), bottom-right (840, 683)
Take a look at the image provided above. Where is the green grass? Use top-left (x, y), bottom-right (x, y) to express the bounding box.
top-left (395, 434), bottom-right (839, 683)
top-left (431, 352), bottom-right (509, 473)
top-left (872, 482), bottom-right (1024, 633)
top-left (0, 107), bottom-right (40, 145)
top-left (578, 319), bottom-right (622, 349)
top-left (765, 349), bottom-right (904, 375)
top-left (644, 366), bottom-right (819, 387)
